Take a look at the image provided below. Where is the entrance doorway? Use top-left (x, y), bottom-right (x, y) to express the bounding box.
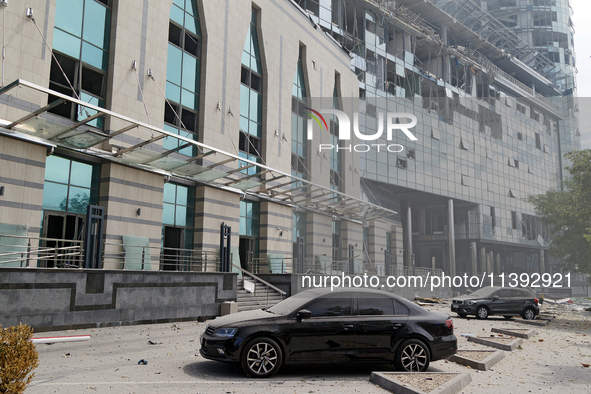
top-left (162, 226), bottom-right (184, 271)
top-left (41, 210), bottom-right (85, 267)
top-left (293, 236), bottom-right (305, 273)
top-left (239, 237), bottom-right (257, 272)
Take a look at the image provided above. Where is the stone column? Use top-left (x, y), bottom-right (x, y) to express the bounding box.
top-left (406, 205), bottom-right (413, 269)
top-left (447, 199), bottom-right (456, 276)
top-left (495, 252), bottom-right (501, 274)
top-left (470, 242), bottom-right (478, 275)
top-left (479, 246), bottom-right (487, 273)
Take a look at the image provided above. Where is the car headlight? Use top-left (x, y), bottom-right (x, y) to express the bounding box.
top-left (213, 328), bottom-right (238, 338)
top-left (465, 300), bottom-right (475, 305)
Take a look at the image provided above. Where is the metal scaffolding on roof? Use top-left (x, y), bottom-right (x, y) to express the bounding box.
top-left (0, 79), bottom-right (397, 222)
top-left (389, 0), bottom-right (558, 80)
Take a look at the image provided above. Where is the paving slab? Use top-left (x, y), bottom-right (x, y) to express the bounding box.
top-left (370, 372), bottom-right (472, 394)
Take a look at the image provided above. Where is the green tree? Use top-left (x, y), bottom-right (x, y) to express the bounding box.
top-left (59, 193), bottom-right (90, 214)
top-left (526, 149), bottom-right (591, 274)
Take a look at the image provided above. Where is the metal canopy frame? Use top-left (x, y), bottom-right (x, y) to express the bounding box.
top-left (0, 79), bottom-right (397, 222)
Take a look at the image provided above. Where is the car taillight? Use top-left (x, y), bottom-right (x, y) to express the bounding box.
top-left (445, 318), bottom-right (453, 329)
top-left (534, 298), bottom-right (539, 305)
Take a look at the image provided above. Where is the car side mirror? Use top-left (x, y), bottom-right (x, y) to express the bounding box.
top-left (296, 309), bottom-right (311, 321)
top-left (492, 295), bottom-right (499, 301)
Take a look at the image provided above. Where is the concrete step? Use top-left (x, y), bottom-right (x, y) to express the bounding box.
top-left (236, 277), bottom-right (283, 312)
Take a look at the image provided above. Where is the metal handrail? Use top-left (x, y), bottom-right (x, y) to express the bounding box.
top-left (232, 262), bottom-right (286, 305)
top-left (476, 54), bottom-right (552, 106)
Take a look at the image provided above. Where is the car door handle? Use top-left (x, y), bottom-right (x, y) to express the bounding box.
top-left (343, 324), bottom-right (354, 330)
top-left (391, 323), bottom-right (403, 328)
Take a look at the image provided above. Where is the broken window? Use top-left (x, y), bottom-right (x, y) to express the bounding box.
top-left (48, 0), bottom-right (111, 129)
top-left (239, 8), bottom-right (264, 176)
top-left (163, 0), bottom-right (202, 156)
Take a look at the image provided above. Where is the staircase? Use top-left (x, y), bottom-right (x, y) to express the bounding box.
top-left (237, 277), bottom-right (284, 312)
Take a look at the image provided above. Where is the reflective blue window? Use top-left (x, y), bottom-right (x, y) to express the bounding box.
top-left (162, 183), bottom-right (193, 228)
top-left (239, 200), bottom-right (260, 237)
top-left (292, 46), bottom-right (308, 184)
top-left (164, 0), bottom-right (202, 156)
top-left (239, 8), bottom-right (264, 175)
top-left (42, 156), bottom-right (99, 214)
top-left (49, 0), bottom-right (111, 128)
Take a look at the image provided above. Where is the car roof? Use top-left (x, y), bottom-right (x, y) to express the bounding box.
top-left (298, 287), bottom-right (403, 297)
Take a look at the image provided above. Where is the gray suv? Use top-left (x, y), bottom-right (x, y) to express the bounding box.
top-left (451, 286), bottom-right (539, 320)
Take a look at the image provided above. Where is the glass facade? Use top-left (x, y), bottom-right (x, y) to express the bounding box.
top-left (239, 9), bottom-right (263, 175)
top-left (291, 46), bottom-right (308, 182)
top-left (49, 0), bottom-right (111, 128)
top-left (488, 0), bottom-right (581, 173)
top-left (164, 0), bottom-right (202, 156)
top-left (42, 156), bottom-right (99, 214)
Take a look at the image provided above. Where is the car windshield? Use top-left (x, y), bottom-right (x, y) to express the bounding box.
top-left (267, 291), bottom-right (317, 315)
top-left (467, 287), bottom-right (496, 297)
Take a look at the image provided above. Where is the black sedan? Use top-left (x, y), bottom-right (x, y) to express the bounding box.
top-left (200, 288), bottom-right (457, 378)
top-left (451, 286), bottom-right (539, 320)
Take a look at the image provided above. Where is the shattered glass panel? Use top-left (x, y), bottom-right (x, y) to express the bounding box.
top-left (150, 156), bottom-right (189, 171)
top-left (190, 169), bottom-right (227, 182)
top-left (117, 149), bottom-right (162, 165)
top-left (230, 180), bottom-right (261, 190)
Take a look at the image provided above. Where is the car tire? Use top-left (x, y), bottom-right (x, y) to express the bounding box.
top-left (457, 313), bottom-right (467, 318)
top-left (503, 315), bottom-right (513, 320)
top-left (476, 306), bottom-right (489, 320)
top-left (522, 307), bottom-right (536, 320)
top-left (395, 339), bottom-right (431, 372)
top-left (241, 337), bottom-right (283, 378)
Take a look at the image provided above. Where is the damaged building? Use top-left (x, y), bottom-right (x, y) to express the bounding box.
top-left (0, 0), bottom-right (583, 329)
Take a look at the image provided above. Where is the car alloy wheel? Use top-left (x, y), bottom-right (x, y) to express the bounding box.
top-left (241, 337), bottom-right (282, 378)
top-left (476, 306), bottom-right (488, 319)
top-left (523, 308), bottom-right (535, 320)
top-left (395, 339), bottom-right (430, 372)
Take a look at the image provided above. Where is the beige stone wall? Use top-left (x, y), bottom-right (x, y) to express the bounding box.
top-left (0, 136), bottom-right (47, 233)
top-left (0, 0), bottom-right (366, 272)
top-left (99, 163), bottom-right (163, 270)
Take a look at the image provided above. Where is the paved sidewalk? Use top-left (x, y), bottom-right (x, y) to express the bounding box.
top-left (27, 321), bottom-right (391, 394)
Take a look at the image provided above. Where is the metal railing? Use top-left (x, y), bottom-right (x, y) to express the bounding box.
top-left (249, 256), bottom-right (293, 274)
top-left (0, 235), bottom-right (83, 268)
top-left (233, 262), bottom-right (286, 305)
top-left (103, 241), bottom-right (221, 272)
top-left (476, 55), bottom-right (552, 106)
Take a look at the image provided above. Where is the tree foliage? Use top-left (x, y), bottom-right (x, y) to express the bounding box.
top-left (526, 149), bottom-right (591, 274)
top-left (0, 324), bottom-right (39, 394)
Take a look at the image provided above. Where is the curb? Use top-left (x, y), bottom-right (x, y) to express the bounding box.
top-left (467, 336), bottom-right (523, 351)
top-left (370, 372), bottom-right (472, 394)
top-left (514, 319), bottom-right (550, 326)
top-left (491, 327), bottom-right (537, 339)
top-left (449, 349), bottom-right (505, 370)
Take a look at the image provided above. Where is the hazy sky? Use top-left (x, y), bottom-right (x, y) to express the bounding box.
top-left (571, 0), bottom-right (591, 149)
